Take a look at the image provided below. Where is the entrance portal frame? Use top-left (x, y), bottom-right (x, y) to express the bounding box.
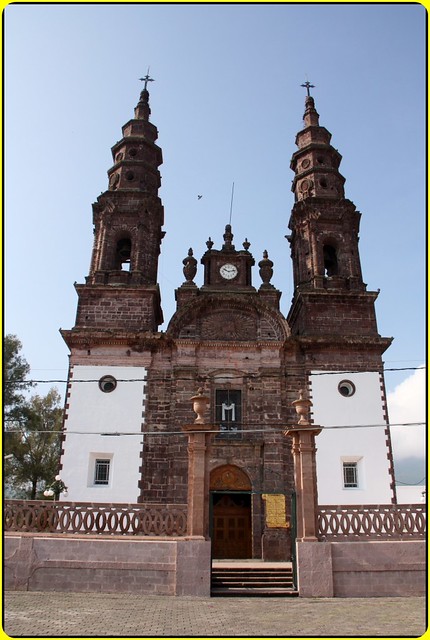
top-left (210, 465), bottom-right (253, 559)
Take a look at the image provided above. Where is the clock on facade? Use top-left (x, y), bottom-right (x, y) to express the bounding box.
top-left (219, 264), bottom-right (238, 280)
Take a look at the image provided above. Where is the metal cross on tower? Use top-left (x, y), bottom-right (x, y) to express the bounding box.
top-left (139, 69), bottom-right (154, 91)
top-left (301, 80), bottom-right (315, 97)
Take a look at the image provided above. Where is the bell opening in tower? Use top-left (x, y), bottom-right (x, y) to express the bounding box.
top-left (116, 237), bottom-right (132, 271)
top-left (323, 244), bottom-right (338, 277)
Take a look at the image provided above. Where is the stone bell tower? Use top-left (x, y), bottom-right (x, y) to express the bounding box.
top-left (287, 88), bottom-right (381, 339)
top-left (63, 78), bottom-right (164, 344)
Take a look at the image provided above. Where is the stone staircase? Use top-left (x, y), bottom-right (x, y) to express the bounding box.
top-left (211, 561), bottom-right (298, 597)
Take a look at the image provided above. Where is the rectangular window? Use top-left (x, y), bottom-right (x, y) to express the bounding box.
top-left (94, 459), bottom-right (111, 485)
top-left (343, 462), bottom-right (358, 488)
top-left (215, 389), bottom-right (242, 440)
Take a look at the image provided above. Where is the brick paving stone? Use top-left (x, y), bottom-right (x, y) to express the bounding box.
top-left (3, 591), bottom-right (427, 638)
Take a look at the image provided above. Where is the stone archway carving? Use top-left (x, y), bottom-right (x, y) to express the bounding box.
top-left (210, 465), bottom-right (252, 491)
top-left (167, 295), bottom-right (290, 342)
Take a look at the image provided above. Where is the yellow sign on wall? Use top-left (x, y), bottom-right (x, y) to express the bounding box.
top-left (262, 494), bottom-right (288, 528)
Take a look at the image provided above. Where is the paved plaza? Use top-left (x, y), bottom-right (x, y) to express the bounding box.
top-left (3, 591), bottom-right (427, 637)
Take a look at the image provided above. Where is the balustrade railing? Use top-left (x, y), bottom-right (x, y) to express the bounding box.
top-left (317, 504), bottom-right (426, 540)
top-left (5, 501), bottom-right (425, 540)
top-left (4, 500), bottom-right (188, 537)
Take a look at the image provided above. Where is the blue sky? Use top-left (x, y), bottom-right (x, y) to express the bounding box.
top-left (5, 2), bottom-right (425, 407)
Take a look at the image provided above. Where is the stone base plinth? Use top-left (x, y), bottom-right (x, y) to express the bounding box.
top-left (296, 539), bottom-right (426, 598)
top-left (296, 540), bottom-right (334, 597)
top-left (5, 534), bottom-right (211, 596)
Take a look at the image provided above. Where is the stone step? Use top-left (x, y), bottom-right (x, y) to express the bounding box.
top-left (211, 565), bottom-right (297, 597)
top-left (212, 571), bottom-right (293, 580)
top-left (212, 573), bottom-right (294, 581)
top-left (211, 586), bottom-right (299, 597)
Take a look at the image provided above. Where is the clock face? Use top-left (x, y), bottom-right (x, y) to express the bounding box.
top-left (219, 263), bottom-right (238, 280)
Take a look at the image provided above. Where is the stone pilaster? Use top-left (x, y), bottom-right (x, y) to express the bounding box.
top-left (182, 389), bottom-right (218, 538)
top-left (286, 424), bottom-right (322, 541)
top-left (285, 390), bottom-right (322, 542)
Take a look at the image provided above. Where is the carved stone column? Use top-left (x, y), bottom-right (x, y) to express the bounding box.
top-left (285, 390), bottom-right (322, 542)
top-left (182, 389), bottom-right (218, 538)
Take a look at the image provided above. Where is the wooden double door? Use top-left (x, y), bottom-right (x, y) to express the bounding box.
top-left (211, 493), bottom-right (252, 559)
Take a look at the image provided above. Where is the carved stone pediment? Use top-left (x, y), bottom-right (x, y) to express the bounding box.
top-left (168, 296), bottom-right (290, 342)
top-left (201, 309), bottom-right (257, 341)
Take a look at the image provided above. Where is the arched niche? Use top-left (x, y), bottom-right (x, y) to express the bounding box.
top-left (210, 464), bottom-right (252, 491)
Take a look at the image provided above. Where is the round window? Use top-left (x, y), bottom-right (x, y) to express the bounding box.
top-left (338, 380), bottom-right (356, 397)
top-left (125, 171), bottom-right (135, 181)
top-left (99, 375), bottom-right (117, 393)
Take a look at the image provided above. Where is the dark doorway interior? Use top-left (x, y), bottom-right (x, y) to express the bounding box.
top-left (211, 493), bottom-right (252, 559)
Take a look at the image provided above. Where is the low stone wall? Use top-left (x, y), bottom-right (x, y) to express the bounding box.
top-left (4, 533), bottom-right (211, 596)
top-left (297, 539), bottom-right (426, 597)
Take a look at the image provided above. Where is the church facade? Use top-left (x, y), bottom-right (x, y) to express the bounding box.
top-left (59, 84), bottom-right (396, 560)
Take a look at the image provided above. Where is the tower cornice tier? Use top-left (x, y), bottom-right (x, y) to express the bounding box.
top-left (72, 282), bottom-right (163, 332)
top-left (60, 327), bottom-right (172, 351)
top-left (287, 288), bottom-right (387, 341)
top-left (288, 334), bottom-right (393, 353)
top-left (294, 125), bottom-right (332, 149)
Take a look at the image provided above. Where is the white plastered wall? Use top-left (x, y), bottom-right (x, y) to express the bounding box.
top-left (59, 365), bottom-right (146, 503)
top-left (310, 371), bottom-right (393, 505)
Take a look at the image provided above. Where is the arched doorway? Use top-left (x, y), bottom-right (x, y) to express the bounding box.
top-left (210, 465), bottom-right (252, 559)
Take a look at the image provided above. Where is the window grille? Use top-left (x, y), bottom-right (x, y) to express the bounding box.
top-left (343, 462), bottom-right (358, 488)
top-left (94, 459), bottom-right (111, 485)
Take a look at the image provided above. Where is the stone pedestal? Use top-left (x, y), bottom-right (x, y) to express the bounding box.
top-left (285, 390), bottom-right (322, 542)
top-left (182, 423), bottom-right (216, 537)
top-left (285, 423), bottom-right (322, 541)
top-left (182, 388), bottom-right (218, 538)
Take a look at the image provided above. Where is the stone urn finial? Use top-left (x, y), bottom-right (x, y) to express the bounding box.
top-left (190, 387), bottom-right (209, 424)
top-left (182, 247), bottom-right (197, 283)
top-left (258, 249), bottom-right (274, 286)
top-left (292, 389), bottom-right (313, 425)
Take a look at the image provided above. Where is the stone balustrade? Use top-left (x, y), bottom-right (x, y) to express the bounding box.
top-left (317, 504), bottom-right (426, 540)
top-left (5, 500), bottom-right (426, 541)
top-left (4, 500), bottom-right (187, 536)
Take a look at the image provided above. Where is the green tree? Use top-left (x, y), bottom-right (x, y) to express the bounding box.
top-left (5, 389), bottom-right (64, 499)
top-left (4, 334), bottom-right (33, 420)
